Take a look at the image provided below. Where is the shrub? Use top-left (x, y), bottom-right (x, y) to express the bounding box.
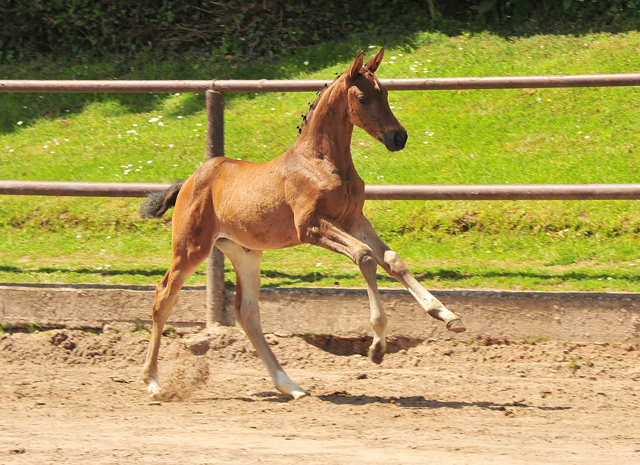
top-left (3, 1), bottom-right (640, 62)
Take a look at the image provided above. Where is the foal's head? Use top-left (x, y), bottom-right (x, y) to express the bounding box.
top-left (344, 49), bottom-right (407, 152)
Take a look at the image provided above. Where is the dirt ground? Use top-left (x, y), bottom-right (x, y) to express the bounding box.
top-left (1, 326), bottom-right (640, 464)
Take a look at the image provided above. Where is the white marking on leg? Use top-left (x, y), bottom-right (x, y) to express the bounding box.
top-left (216, 239), bottom-right (309, 400)
top-left (147, 378), bottom-right (160, 397)
top-left (366, 284), bottom-right (387, 363)
top-left (352, 218), bottom-right (466, 333)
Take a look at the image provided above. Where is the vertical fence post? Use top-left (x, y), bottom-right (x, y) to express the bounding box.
top-left (205, 90), bottom-right (228, 327)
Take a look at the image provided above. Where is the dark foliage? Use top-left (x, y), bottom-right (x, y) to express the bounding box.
top-left (1, 1), bottom-right (639, 61)
top-left (0, 0), bottom-right (429, 60)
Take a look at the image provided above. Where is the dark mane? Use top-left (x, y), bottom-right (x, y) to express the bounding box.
top-left (296, 64), bottom-right (378, 136)
top-left (297, 73), bottom-right (341, 136)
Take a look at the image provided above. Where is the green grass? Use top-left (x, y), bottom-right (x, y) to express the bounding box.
top-left (2, 31), bottom-right (640, 291)
top-left (25, 322), bottom-right (42, 333)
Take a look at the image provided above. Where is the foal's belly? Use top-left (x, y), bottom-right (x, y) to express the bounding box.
top-left (214, 191), bottom-right (302, 251)
top-left (204, 158), bottom-right (300, 250)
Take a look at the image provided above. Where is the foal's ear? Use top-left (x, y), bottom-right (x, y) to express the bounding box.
top-left (364, 48), bottom-right (385, 73)
top-left (347, 50), bottom-right (364, 79)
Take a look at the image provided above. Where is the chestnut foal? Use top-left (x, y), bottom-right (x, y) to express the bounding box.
top-left (141, 49), bottom-right (466, 400)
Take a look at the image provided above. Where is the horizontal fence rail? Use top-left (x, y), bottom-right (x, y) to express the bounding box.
top-left (364, 184), bottom-right (640, 200)
top-left (3, 73), bottom-right (640, 94)
top-left (0, 80), bottom-right (215, 93)
top-left (2, 180), bottom-right (640, 201)
top-left (0, 180), bottom-right (171, 197)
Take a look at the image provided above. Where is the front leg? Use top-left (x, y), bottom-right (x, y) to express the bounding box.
top-left (298, 217), bottom-right (388, 363)
top-left (350, 216), bottom-right (466, 333)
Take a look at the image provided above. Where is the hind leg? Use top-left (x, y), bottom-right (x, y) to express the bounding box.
top-left (142, 184), bottom-right (216, 397)
top-left (142, 266), bottom-right (188, 398)
top-left (216, 239), bottom-right (308, 399)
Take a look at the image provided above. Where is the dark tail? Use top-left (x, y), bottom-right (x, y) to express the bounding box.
top-left (140, 180), bottom-right (185, 218)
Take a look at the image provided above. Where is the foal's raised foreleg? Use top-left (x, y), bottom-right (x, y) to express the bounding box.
top-left (215, 239), bottom-right (308, 400)
top-left (351, 216), bottom-right (466, 333)
top-left (299, 218), bottom-right (388, 364)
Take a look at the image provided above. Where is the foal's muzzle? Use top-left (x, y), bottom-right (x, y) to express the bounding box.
top-left (384, 129), bottom-right (408, 152)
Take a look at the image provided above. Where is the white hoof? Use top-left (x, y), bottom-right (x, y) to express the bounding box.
top-left (275, 371), bottom-right (309, 400)
top-left (147, 379), bottom-right (161, 398)
top-left (289, 387), bottom-right (310, 400)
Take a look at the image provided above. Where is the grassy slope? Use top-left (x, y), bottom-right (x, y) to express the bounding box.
top-left (1, 32), bottom-right (640, 291)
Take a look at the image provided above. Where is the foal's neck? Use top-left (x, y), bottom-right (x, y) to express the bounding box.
top-left (294, 78), bottom-right (355, 174)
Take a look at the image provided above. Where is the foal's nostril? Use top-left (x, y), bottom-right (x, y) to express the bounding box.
top-left (393, 130), bottom-right (407, 149)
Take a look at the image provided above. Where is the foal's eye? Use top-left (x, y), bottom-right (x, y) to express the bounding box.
top-left (358, 96), bottom-right (366, 104)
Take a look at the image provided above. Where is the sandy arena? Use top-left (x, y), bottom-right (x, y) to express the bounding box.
top-left (1, 326), bottom-right (640, 464)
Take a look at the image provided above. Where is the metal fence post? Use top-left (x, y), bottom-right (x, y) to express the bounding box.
top-left (205, 89), bottom-right (229, 327)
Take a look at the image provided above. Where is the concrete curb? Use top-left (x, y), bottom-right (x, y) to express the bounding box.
top-left (1, 283), bottom-right (639, 343)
